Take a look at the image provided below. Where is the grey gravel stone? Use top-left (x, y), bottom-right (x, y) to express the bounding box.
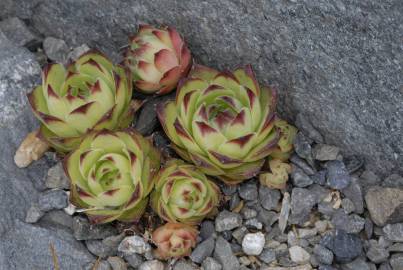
top-left (190, 237), bottom-right (215, 263)
top-left (379, 262), bottom-right (392, 270)
top-left (25, 204), bottom-right (44, 223)
top-left (311, 170), bottom-right (327, 186)
top-left (45, 162), bottom-right (70, 189)
top-left (242, 232), bottom-right (265, 255)
top-left (293, 132), bottom-right (314, 164)
top-left (238, 181), bottom-right (258, 201)
top-left (326, 230), bottom-right (363, 263)
top-left (86, 240), bottom-right (115, 258)
top-left (366, 244), bottom-right (389, 264)
top-left (72, 216), bottom-right (118, 241)
top-left (290, 154), bottom-right (316, 175)
top-left (291, 166), bottom-right (313, 187)
top-left (118, 235), bottom-right (151, 255)
top-left (259, 248), bottom-right (276, 264)
top-left (364, 218), bottom-right (374, 239)
top-left (200, 220), bottom-right (216, 240)
top-left (382, 174), bottom-right (403, 188)
top-left (214, 236), bottom-right (240, 270)
top-left (257, 208), bottom-right (278, 228)
top-left (341, 198), bottom-right (355, 214)
top-left (215, 210), bottom-right (242, 232)
top-left (43, 36), bottom-right (69, 62)
top-left (38, 189), bottom-right (68, 212)
top-left (259, 186), bottom-right (281, 211)
top-left (289, 246), bottom-right (310, 264)
top-left (40, 210), bottom-right (73, 229)
top-left (341, 258), bottom-right (371, 270)
top-left (383, 223), bottom-right (403, 242)
top-left (0, 17), bottom-right (39, 47)
top-left (244, 218), bottom-right (263, 230)
top-left (325, 160), bottom-right (351, 190)
top-left (138, 260), bottom-right (165, 270)
top-left (124, 254), bottom-right (143, 269)
top-left (342, 177), bottom-right (364, 214)
top-left (290, 188), bottom-right (316, 225)
top-left (107, 257), bottom-right (127, 270)
top-left (390, 254), bottom-right (403, 270)
top-left (313, 144), bottom-right (340, 161)
top-left (232, 226), bottom-right (248, 244)
top-left (85, 260), bottom-right (112, 270)
top-left (331, 211), bottom-right (365, 234)
top-left (229, 193), bottom-right (241, 211)
top-left (313, 244), bottom-right (333, 265)
top-left (241, 207), bottom-right (257, 219)
top-left (173, 260), bottom-right (199, 270)
top-left (365, 187), bottom-right (403, 226)
top-left (202, 257), bottom-right (222, 270)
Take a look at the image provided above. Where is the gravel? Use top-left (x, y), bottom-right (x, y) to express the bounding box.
top-left (118, 235), bottom-right (151, 255)
top-left (289, 246), bottom-right (311, 264)
top-left (215, 210), bottom-right (242, 232)
top-left (325, 160), bottom-right (351, 190)
top-left (383, 223), bottom-right (403, 242)
top-left (38, 189), bottom-right (68, 212)
top-left (190, 237), bottom-right (215, 263)
top-left (202, 257), bottom-right (222, 270)
top-left (214, 236), bottom-right (240, 270)
top-left (242, 232), bottom-right (265, 255)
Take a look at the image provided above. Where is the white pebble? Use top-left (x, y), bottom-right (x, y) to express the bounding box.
top-left (242, 232), bottom-right (265, 255)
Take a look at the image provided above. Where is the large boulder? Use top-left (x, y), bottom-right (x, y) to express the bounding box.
top-left (22, 0), bottom-right (402, 177)
top-left (0, 31), bottom-right (94, 269)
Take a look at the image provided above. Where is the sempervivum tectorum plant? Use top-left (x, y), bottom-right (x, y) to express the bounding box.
top-left (123, 24), bottom-right (192, 95)
top-left (151, 159), bottom-right (220, 225)
top-left (152, 223), bottom-right (198, 259)
top-left (27, 50), bottom-right (135, 153)
top-left (157, 64), bottom-right (296, 184)
top-left (64, 129), bottom-right (161, 224)
top-left (259, 158), bottom-right (292, 189)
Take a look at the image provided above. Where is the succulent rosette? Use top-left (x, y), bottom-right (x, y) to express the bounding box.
top-left (152, 223), bottom-right (198, 259)
top-left (27, 50), bottom-right (134, 152)
top-left (124, 24), bottom-right (192, 95)
top-left (157, 64), bottom-right (295, 184)
top-left (151, 159), bottom-right (220, 225)
top-left (64, 129), bottom-right (161, 224)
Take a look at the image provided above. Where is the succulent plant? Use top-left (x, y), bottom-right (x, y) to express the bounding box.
top-left (64, 129), bottom-right (161, 224)
top-left (124, 24), bottom-right (192, 95)
top-left (157, 64), bottom-right (295, 184)
top-left (27, 50), bottom-right (135, 153)
top-left (259, 158), bottom-right (292, 189)
top-left (152, 223), bottom-right (198, 259)
top-left (151, 159), bottom-right (220, 225)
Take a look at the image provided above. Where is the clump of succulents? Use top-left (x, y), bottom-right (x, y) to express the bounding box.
top-left (64, 129), bottom-right (161, 223)
top-left (17, 24), bottom-right (297, 261)
top-left (157, 64), bottom-right (295, 184)
top-left (27, 50), bottom-right (135, 153)
top-left (151, 159), bottom-right (220, 225)
top-left (124, 25), bottom-right (192, 95)
top-left (152, 223), bottom-right (198, 259)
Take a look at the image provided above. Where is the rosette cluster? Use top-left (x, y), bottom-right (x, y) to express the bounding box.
top-left (124, 25), bottom-right (192, 95)
top-left (157, 64), bottom-right (295, 184)
top-left (28, 51), bottom-right (134, 152)
top-left (151, 160), bottom-right (220, 225)
top-left (64, 130), bottom-right (161, 223)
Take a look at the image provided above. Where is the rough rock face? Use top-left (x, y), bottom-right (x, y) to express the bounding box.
top-left (4, 0), bottom-right (399, 176)
top-left (0, 32), bottom-right (94, 269)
